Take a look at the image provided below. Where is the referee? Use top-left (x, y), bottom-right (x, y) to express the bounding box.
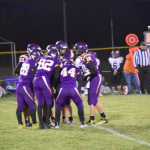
top-left (134, 41), bottom-right (150, 94)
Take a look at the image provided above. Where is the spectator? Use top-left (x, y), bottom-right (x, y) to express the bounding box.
top-left (123, 48), bottom-right (141, 94)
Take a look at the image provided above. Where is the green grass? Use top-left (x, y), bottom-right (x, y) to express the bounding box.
top-left (0, 93), bottom-right (150, 150)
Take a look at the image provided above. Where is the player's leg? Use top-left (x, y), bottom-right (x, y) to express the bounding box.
top-left (65, 99), bottom-right (74, 124)
top-left (33, 77), bottom-right (45, 129)
top-left (117, 73), bottom-right (122, 95)
top-left (94, 77), bottom-right (108, 125)
top-left (22, 86), bottom-right (38, 129)
top-left (23, 103), bottom-right (32, 127)
top-left (124, 72), bottom-right (133, 94)
top-left (41, 76), bottom-right (53, 129)
top-left (55, 88), bottom-right (68, 128)
top-left (71, 87), bottom-right (87, 127)
top-left (42, 103), bottom-right (46, 123)
top-left (50, 96), bottom-right (55, 126)
top-left (132, 73), bottom-right (141, 94)
top-left (111, 74), bottom-right (116, 95)
top-left (16, 86), bottom-right (25, 129)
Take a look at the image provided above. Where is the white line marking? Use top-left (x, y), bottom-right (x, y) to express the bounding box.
top-left (1, 101), bottom-right (17, 104)
top-left (91, 124), bottom-right (150, 147)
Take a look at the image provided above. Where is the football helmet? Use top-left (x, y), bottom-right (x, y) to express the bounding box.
top-left (46, 44), bottom-right (57, 52)
top-left (27, 43), bottom-right (41, 54)
top-left (74, 42), bottom-right (88, 55)
top-left (47, 49), bottom-right (59, 58)
top-left (30, 49), bottom-right (41, 59)
top-left (55, 40), bottom-right (68, 50)
top-left (88, 50), bottom-right (97, 58)
top-left (61, 55), bottom-right (74, 65)
top-left (111, 50), bottom-right (119, 58)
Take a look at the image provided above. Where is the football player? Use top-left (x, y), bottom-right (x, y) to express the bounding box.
top-left (15, 43), bottom-right (42, 127)
top-left (108, 50), bottom-right (124, 95)
top-left (88, 50), bottom-right (103, 96)
top-left (33, 49), bottom-right (61, 129)
top-left (41, 44), bottom-right (58, 125)
top-left (55, 40), bottom-right (74, 124)
top-left (16, 49), bottom-right (41, 129)
top-left (54, 56), bottom-right (87, 128)
top-left (74, 42), bottom-right (108, 125)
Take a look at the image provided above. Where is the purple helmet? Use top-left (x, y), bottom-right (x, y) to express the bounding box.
top-left (30, 49), bottom-right (41, 59)
top-left (55, 40), bottom-right (68, 50)
top-left (74, 42), bottom-right (88, 55)
top-left (46, 44), bottom-right (57, 52)
top-left (88, 50), bottom-right (97, 58)
top-left (61, 55), bottom-right (74, 65)
top-left (111, 50), bottom-right (119, 57)
top-left (47, 49), bottom-right (59, 58)
top-left (27, 43), bottom-right (41, 54)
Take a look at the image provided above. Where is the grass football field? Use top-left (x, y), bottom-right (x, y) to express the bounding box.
top-left (0, 93), bottom-right (150, 150)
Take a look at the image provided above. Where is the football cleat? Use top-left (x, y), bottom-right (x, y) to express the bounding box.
top-left (25, 122), bottom-right (32, 127)
top-left (39, 123), bottom-right (44, 129)
top-left (96, 117), bottom-right (108, 125)
top-left (86, 120), bottom-right (96, 125)
top-left (18, 124), bottom-right (26, 129)
top-left (32, 123), bottom-right (39, 129)
top-left (44, 123), bottom-right (54, 129)
top-left (55, 125), bottom-right (59, 129)
top-left (80, 124), bottom-right (88, 128)
top-left (99, 93), bottom-right (103, 96)
top-left (51, 119), bottom-right (55, 126)
top-left (62, 118), bottom-right (69, 124)
top-left (68, 120), bottom-right (74, 125)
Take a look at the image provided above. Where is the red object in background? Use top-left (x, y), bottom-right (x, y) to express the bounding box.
top-left (122, 85), bottom-right (128, 95)
top-left (125, 34), bottom-right (139, 46)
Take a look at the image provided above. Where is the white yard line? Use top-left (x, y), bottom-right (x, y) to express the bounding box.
top-left (91, 124), bottom-right (150, 147)
top-left (1, 100), bottom-right (17, 104)
top-left (1, 100), bottom-right (150, 147)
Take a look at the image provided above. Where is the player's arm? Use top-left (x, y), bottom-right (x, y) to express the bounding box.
top-left (117, 57), bottom-right (124, 73)
top-left (14, 62), bottom-right (23, 75)
top-left (32, 62), bottom-right (39, 81)
top-left (98, 64), bottom-right (102, 74)
top-left (83, 61), bottom-right (97, 81)
top-left (77, 72), bottom-right (82, 93)
top-left (53, 65), bottom-right (61, 89)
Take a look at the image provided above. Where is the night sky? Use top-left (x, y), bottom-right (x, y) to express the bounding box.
top-left (0, 1), bottom-right (150, 51)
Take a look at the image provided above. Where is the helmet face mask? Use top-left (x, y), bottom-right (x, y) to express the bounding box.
top-left (59, 48), bottom-right (66, 56)
top-left (55, 40), bottom-right (68, 56)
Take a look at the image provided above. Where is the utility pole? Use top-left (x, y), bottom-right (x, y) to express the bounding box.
top-left (63, 2), bottom-right (67, 43)
top-left (111, 10), bottom-right (114, 49)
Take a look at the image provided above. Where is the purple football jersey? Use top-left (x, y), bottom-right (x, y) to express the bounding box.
top-left (60, 64), bottom-right (81, 88)
top-left (35, 56), bottom-right (61, 79)
top-left (18, 54), bottom-right (29, 63)
top-left (81, 53), bottom-right (100, 75)
top-left (18, 58), bottom-right (36, 86)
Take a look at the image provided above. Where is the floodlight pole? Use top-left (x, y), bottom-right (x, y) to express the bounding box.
top-left (11, 43), bottom-right (14, 75)
top-left (111, 10), bottom-right (114, 50)
top-left (13, 43), bottom-right (17, 69)
top-left (63, 1), bottom-right (67, 43)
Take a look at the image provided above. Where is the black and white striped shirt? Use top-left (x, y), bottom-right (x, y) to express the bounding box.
top-left (134, 48), bottom-right (150, 68)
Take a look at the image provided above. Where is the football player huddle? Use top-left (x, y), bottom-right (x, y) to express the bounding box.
top-left (15, 41), bottom-right (108, 129)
